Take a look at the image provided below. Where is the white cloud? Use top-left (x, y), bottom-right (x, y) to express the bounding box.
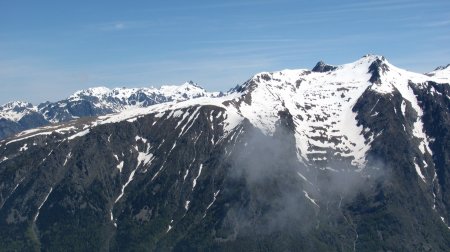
top-left (422, 20), bottom-right (450, 28)
top-left (86, 21), bottom-right (148, 32)
top-left (114, 23), bottom-right (125, 30)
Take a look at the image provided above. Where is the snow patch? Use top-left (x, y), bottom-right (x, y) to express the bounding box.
top-left (183, 169), bottom-right (189, 181)
top-left (115, 168), bottom-right (138, 203)
top-left (192, 164), bottom-right (203, 191)
top-left (68, 129), bottom-right (90, 140)
top-left (34, 187), bottom-right (53, 222)
top-left (414, 158), bottom-right (426, 182)
top-left (117, 161), bottom-right (124, 172)
top-left (401, 100), bottom-right (407, 116)
top-left (135, 135), bottom-right (148, 143)
top-left (206, 190), bottom-right (220, 210)
top-left (440, 216), bottom-right (450, 230)
top-left (203, 190), bottom-right (220, 218)
top-left (136, 149), bottom-right (154, 168)
top-left (19, 143), bottom-right (28, 152)
top-left (63, 152), bottom-right (72, 166)
top-left (303, 190), bottom-right (319, 208)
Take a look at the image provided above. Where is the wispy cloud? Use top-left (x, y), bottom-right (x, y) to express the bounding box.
top-left (198, 38), bottom-right (297, 44)
top-left (86, 20), bottom-right (154, 31)
top-left (421, 19), bottom-right (450, 28)
top-left (315, 0), bottom-right (432, 14)
top-left (113, 23), bottom-right (125, 30)
top-left (84, 16), bottom-right (198, 33)
top-left (135, 0), bottom-right (290, 13)
top-left (190, 33), bottom-right (384, 56)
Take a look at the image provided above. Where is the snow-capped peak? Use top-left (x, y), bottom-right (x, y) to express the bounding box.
top-left (426, 63), bottom-right (450, 82)
top-left (70, 86), bottom-right (112, 99)
top-left (361, 53), bottom-right (387, 61)
top-left (312, 61), bottom-right (337, 73)
top-left (159, 81), bottom-right (208, 100)
top-left (34, 82), bottom-right (218, 124)
top-left (0, 81), bottom-right (222, 140)
top-left (0, 101), bottom-right (37, 122)
top-left (433, 64), bottom-right (450, 71)
top-left (226, 54), bottom-right (445, 167)
top-left (0, 101), bottom-right (34, 111)
top-left (69, 82), bottom-right (208, 102)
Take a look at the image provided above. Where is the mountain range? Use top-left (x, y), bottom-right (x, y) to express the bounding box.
top-left (0, 55), bottom-right (449, 251)
top-left (0, 81), bottom-right (221, 140)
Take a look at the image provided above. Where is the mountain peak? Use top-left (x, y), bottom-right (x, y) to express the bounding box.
top-left (312, 61), bottom-right (337, 72)
top-left (178, 81), bottom-right (205, 90)
top-left (71, 86), bottom-right (112, 98)
top-left (425, 63), bottom-right (450, 80)
top-left (0, 101), bottom-right (34, 111)
top-left (366, 56), bottom-right (390, 84)
top-left (362, 54), bottom-right (387, 62)
top-left (0, 101), bottom-right (37, 123)
top-left (434, 64), bottom-right (450, 71)
top-left (185, 80), bottom-right (199, 87)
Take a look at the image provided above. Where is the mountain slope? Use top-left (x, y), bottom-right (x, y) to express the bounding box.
top-left (0, 101), bottom-right (48, 140)
top-left (0, 82), bottom-right (218, 140)
top-left (426, 64), bottom-right (450, 82)
top-left (0, 55), bottom-right (449, 251)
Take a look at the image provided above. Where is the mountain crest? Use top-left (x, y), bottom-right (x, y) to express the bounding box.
top-left (434, 64), bottom-right (450, 71)
top-left (0, 82), bottom-right (215, 139)
top-left (185, 80), bottom-right (200, 87)
top-left (312, 60), bottom-right (337, 72)
top-left (0, 101), bottom-right (34, 111)
top-left (368, 56), bottom-right (390, 84)
top-left (362, 54), bottom-right (387, 61)
top-left (70, 86), bottom-right (111, 98)
top-left (425, 63), bottom-right (450, 80)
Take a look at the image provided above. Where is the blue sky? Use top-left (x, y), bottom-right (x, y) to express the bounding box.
top-left (1, 0), bottom-right (449, 104)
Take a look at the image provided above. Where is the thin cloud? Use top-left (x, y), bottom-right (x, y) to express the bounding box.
top-left (114, 23), bottom-right (125, 30)
top-left (87, 21), bottom-right (152, 31)
top-left (421, 20), bottom-right (450, 28)
top-left (86, 18), bottom-right (182, 32)
top-left (136, 0), bottom-right (291, 13)
top-left (85, 16), bottom-right (198, 33)
top-left (300, 0), bottom-right (433, 18)
top-left (198, 38), bottom-right (297, 44)
top-left (190, 33), bottom-right (385, 56)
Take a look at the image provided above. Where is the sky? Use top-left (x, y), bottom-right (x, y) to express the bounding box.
top-left (0, 0), bottom-right (449, 104)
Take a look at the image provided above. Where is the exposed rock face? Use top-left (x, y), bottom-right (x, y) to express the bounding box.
top-left (0, 55), bottom-right (449, 251)
top-left (312, 60), bottom-right (337, 73)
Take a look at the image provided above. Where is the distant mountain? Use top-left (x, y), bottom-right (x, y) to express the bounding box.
top-left (0, 82), bottom-right (221, 139)
top-left (426, 64), bottom-right (450, 81)
top-left (0, 101), bottom-right (48, 140)
top-left (0, 55), bottom-right (449, 251)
